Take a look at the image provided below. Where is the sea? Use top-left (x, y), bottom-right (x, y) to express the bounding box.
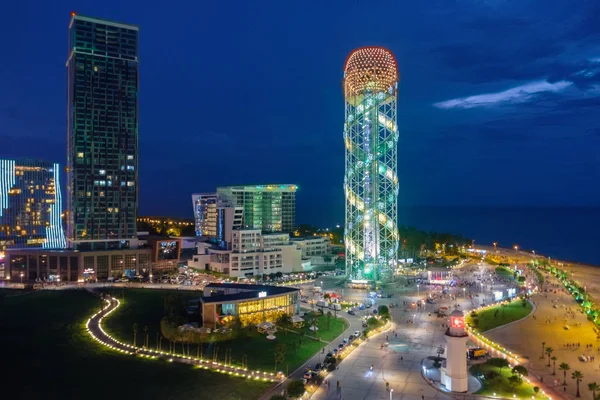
top-left (396, 206), bottom-right (600, 267)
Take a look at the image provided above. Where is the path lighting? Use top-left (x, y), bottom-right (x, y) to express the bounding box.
top-left (390, 388), bottom-right (393, 400)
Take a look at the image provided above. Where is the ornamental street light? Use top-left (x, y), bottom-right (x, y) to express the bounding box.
top-left (20, 272), bottom-right (24, 284)
top-left (390, 388), bottom-right (394, 400)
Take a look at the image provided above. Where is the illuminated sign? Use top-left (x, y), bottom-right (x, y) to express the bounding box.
top-left (451, 315), bottom-right (464, 329)
top-left (507, 288), bottom-right (516, 298)
top-left (494, 291), bottom-right (503, 301)
top-left (258, 291), bottom-right (267, 298)
top-left (83, 268), bottom-right (95, 274)
top-left (350, 279), bottom-right (369, 284)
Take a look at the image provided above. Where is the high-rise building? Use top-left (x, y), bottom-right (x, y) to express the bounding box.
top-left (343, 47), bottom-right (399, 281)
top-left (217, 185), bottom-right (296, 233)
top-left (191, 193), bottom-right (218, 237)
top-left (66, 13), bottom-right (139, 248)
top-left (192, 193), bottom-right (244, 248)
top-left (0, 159), bottom-right (67, 250)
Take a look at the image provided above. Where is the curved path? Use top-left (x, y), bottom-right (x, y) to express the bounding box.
top-left (84, 292), bottom-right (279, 383)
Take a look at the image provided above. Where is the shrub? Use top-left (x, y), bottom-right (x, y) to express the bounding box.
top-left (286, 379), bottom-right (306, 398)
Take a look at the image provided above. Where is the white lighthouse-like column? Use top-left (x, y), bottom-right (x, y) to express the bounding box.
top-left (441, 309), bottom-right (469, 392)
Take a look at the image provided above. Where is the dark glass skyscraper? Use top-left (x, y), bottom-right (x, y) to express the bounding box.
top-left (0, 159), bottom-right (67, 250)
top-left (66, 14), bottom-right (139, 246)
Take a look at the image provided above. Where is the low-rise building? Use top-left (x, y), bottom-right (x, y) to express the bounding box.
top-left (3, 235), bottom-right (181, 282)
top-left (189, 229), bottom-right (304, 278)
top-left (290, 236), bottom-right (329, 258)
top-left (199, 283), bottom-right (300, 328)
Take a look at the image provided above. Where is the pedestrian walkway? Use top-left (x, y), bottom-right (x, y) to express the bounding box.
top-left (84, 291), bottom-right (279, 383)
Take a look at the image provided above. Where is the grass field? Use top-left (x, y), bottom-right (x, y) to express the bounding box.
top-left (0, 289), bottom-right (269, 400)
top-left (495, 266), bottom-right (515, 279)
top-left (466, 299), bottom-right (533, 332)
top-left (99, 288), bottom-right (348, 373)
top-left (471, 363), bottom-right (540, 398)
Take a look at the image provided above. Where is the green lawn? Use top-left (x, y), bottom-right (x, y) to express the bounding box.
top-left (470, 363), bottom-right (540, 398)
top-left (296, 311), bottom-right (349, 342)
top-left (496, 266), bottom-right (515, 279)
top-left (467, 300), bottom-right (533, 332)
top-left (0, 289), bottom-right (268, 400)
top-left (99, 288), bottom-right (348, 373)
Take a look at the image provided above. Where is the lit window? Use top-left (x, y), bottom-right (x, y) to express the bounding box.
top-left (127, 165), bottom-right (134, 171)
top-left (127, 181), bottom-right (134, 187)
top-left (127, 155), bottom-right (134, 160)
top-left (77, 152), bottom-right (84, 158)
top-left (99, 169), bottom-right (106, 175)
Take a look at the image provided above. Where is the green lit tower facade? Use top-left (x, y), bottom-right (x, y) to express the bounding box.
top-left (343, 47), bottom-right (399, 281)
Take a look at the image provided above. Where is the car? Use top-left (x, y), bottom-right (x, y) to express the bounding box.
top-left (365, 303), bottom-right (372, 309)
top-left (338, 343), bottom-right (345, 349)
top-left (354, 330), bottom-right (360, 337)
top-left (314, 363), bottom-right (322, 372)
top-left (348, 334), bottom-right (355, 341)
top-left (332, 348), bottom-right (338, 354)
top-left (326, 352), bottom-right (333, 358)
top-left (347, 309), bottom-right (355, 315)
top-left (343, 338), bottom-right (348, 344)
top-left (362, 321), bottom-right (368, 328)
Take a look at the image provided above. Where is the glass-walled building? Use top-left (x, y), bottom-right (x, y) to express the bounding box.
top-left (217, 185), bottom-right (297, 233)
top-left (199, 283), bottom-right (299, 328)
top-left (66, 13), bottom-right (139, 246)
top-left (0, 159), bottom-right (66, 250)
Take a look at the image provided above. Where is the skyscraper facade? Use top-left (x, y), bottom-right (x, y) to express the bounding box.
top-left (192, 193), bottom-right (218, 237)
top-left (343, 47), bottom-right (399, 281)
top-left (0, 159), bottom-right (67, 250)
top-left (217, 185), bottom-right (296, 233)
top-left (66, 14), bottom-right (139, 247)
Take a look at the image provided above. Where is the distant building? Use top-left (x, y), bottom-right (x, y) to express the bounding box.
top-left (189, 229), bottom-right (306, 278)
top-left (217, 184), bottom-right (296, 233)
top-left (66, 14), bottom-right (140, 247)
top-left (191, 193), bottom-right (243, 248)
top-left (0, 159), bottom-right (66, 250)
top-left (290, 236), bottom-right (329, 258)
top-left (198, 283), bottom-right (300, 328)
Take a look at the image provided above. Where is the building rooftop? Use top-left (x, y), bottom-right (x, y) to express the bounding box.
top-left (200, 283), bottom-right (299, 304)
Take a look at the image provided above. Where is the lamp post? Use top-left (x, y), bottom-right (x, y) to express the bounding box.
top-left (417, 284), bottom-right (420, 298)
top-left (493, 242), bottom-right (497, 254)
top-left (514, 245), bottom-right (519, 257)
top-left (463, 287), bottom-right (466, 297)
top-left (390, 388), bottom-right (394, 400)
top-left (20, 272), bottom-right (24, 284)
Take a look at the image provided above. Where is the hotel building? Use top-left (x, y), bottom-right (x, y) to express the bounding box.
top-left (217, 185), bottom-right (296, 233)
top-left (0, 159), bottom-right (66, 251)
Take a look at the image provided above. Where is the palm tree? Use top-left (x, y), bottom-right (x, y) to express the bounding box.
top-left (572, 370), bottom-right (584, 398)
top-left (545, 346), bottom-right (553, 366)
top-left (559, 363), bottom-right (570, 386)
top-left (541, 341), bottom-right (546, 359)
top-left (588, 382), bottom-right (599, 400)
top-left (551, 356), bottom-right (557, 375)
top-left (274, 344), bottom-right (286, 372)
top-left (132, 323), bottom-right (138, 347)
top-left (143, 325), bottom-right (149, 348)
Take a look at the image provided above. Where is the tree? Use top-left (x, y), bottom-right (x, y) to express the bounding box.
top-left (534, 386), bottom-right (540, 395)
top-left (377, 305), bottom-right (390, 320)
top-left (274, 344), bottom-right (286, 372)
top-left (559, 363), bottom-right (570, 386)
top-left (541, 341), bottom-right (546, 359)
top-left (286, 379), bottom-right (306, 398)
top-left (142, 325), bottom-right (149, 348)
top-left (132, 323), bottom-right (138, 347)
top-left (545, 346), bottom-right (553, 366)
top-left (551, 356), bottom-right (557, 375)
top-left (326, 311), bottom-right (332, 330)
top-left (275, 272), bottom-right (283, 279)
top-left (508, 374), bottom-right (522, 388)
top-left (323, 293), bottom-right (331, 300)
top-left (512, 365), bottom-right (528, 377)
top-left (323, 255), bottom-right (332, 264)
top-left (588, 382), bottom-right (599, 400)
top-left (572, 371), bottom-right (584, 398)
top-left (276, 313), bottom-right (293, 336)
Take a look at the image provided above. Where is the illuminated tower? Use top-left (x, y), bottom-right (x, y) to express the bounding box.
top-left (343, 47), bottom-right (399, 281)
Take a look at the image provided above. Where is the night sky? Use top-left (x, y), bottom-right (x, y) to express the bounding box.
top-left (2, 1), bottom-right (599, 226)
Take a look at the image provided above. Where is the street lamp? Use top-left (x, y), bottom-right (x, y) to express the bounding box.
top-left (20, 272), bottom-right (24, 284)
top-left (417, 284), bottom-right (420, 298)
top-left (493, 242), bottom-right (497, 253)
top-left (514, 245), bottom-right (519, 257)
top-left (390, 388), bottom-right (394, 400)
top-left (463, 287), bottom-right (466, 297)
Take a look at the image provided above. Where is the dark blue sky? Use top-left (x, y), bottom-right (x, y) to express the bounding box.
top-left (2, 1), bottom-right (599, 226)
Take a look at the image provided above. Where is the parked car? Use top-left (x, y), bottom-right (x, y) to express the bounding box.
top-left (347, 309), bottom-right (355, 316)
top-left (354, 330), bottom-right (360, 337)
top-left (348, 334), bottom-right (355, 341)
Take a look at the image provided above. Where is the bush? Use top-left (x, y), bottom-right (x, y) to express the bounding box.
top-left (286, 379), bottom-right (306, 398)
top-left (485, 370), bottom-right (500, 381)
top-left (487, 357), bottom-right (510, 369)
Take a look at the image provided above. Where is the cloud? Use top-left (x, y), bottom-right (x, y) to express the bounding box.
top-left (434, 80), bottom-right (572, 109)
